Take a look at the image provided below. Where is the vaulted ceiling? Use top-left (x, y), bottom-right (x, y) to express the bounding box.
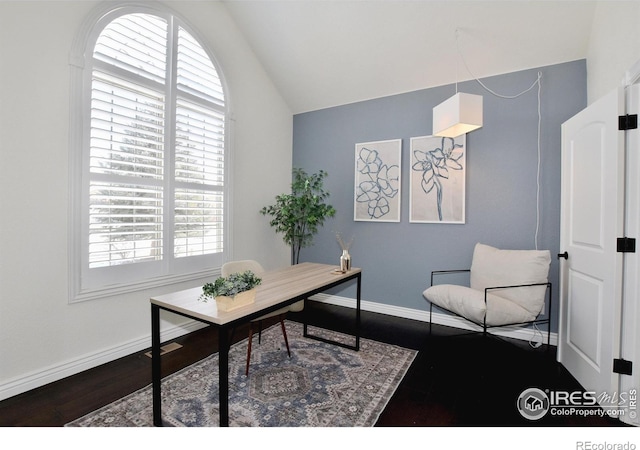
top-left (223, 0), bottom-right (598, 114)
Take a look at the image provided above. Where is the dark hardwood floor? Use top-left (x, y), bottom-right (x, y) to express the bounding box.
top-left (0, 301), bottom-right (626, 428)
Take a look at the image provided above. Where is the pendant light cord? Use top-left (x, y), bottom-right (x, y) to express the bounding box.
top-left (535, 74), bottom-right (542, 250)
top-left (456, 29), bottom-right (543, 249)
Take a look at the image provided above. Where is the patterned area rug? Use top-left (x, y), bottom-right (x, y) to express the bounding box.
top-left (66, 321), bottom-right (416, 427)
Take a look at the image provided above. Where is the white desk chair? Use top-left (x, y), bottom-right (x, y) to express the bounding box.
top-left (222, 260), bottom-right (304, 375)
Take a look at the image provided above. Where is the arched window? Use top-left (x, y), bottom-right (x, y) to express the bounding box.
top-left (70, 6), bottom-right (227, 301)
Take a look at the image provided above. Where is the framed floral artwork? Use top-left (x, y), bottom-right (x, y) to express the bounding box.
top-left (354, 139), bottom-right (401, 222)
top-left (410, 135), bottom-right (466, 223)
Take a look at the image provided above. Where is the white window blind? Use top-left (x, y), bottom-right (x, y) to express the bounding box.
top-left (93, 13), bottom-right (167, 83)
top-left (75, 9), bottom-right (227, 299)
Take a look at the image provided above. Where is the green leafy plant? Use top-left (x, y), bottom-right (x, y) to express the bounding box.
top-left (200, 270), bottom-right (262, 302)
top-left (260, 168), bottom-right (336, 264)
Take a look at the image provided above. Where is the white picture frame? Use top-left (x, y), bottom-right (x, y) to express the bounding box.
top-left (409, 135), bottom-right (466, 224)
top-left (354, 139), bottom-right (401, 222)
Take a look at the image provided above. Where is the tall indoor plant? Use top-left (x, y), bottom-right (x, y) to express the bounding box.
top-left (260, 168), bottom-right (336, 264)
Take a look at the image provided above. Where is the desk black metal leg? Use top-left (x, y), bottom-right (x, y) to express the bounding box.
top-left (303, 297), bottom-right (308, 338)
top-left (302, 273), bottom-right (361, 351)
top-left (151, 304), bottom-right (162, 426)
top-left (218, 326), bottom-right (230, 427)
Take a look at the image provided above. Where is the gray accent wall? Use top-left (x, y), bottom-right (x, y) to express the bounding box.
top-left (292, 60), bottom-right (586, 332)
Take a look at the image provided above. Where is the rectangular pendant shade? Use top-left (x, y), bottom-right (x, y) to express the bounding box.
top-left (432, 92), bottom-right (483, 137)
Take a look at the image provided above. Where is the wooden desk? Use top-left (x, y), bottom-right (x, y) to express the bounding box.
top-left (150, 262), bottom-right (362, 427)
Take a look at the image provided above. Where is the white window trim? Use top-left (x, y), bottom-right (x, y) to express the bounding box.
top-left (68, 2), bottom-right (232, 303)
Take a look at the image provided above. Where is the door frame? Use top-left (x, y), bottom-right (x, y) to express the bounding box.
top-left (619, 63), bottom-right (640, 426)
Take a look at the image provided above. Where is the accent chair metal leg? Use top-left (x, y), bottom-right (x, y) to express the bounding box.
top-left (547, 284), bottom-right (552, 350)
top-left (429, 302), bottom-right (433, 336)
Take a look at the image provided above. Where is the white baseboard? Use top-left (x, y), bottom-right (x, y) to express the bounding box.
top-left (0, 294), bottom-right (556, 402)
top-left (309, 293), bottom-right (558, 347)
top-left (0, 320), bottom-right (207, 402)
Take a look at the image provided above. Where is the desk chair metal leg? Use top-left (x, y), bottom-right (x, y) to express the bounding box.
top-left (279, 315), bottom-right (291, 357)
top-left (245, 324), bottom-right (254, 377)
top-left (245, 314), bottom-right (292, 376)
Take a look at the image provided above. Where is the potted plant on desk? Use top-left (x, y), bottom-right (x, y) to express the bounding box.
top-left (199, 270), bottom-right (262, 312)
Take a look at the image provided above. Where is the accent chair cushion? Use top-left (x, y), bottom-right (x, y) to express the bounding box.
top-left (423, 284), bottom-right (534, 326)
top-left (469, 243), bottom-right (550, 317)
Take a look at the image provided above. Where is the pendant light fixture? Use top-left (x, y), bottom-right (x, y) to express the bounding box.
top-left (432, 92), bottom-right (483, 137)
top-left (432, 29), bottom-right (483, 138)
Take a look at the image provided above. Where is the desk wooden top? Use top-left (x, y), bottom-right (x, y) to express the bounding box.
top-left (150, 262), bottom-right (361, 326)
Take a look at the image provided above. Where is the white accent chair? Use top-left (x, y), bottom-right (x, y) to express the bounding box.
top-left (423, 243), bottom-right (552, 345)
top-left (222, 260), bottom-right (304, 375)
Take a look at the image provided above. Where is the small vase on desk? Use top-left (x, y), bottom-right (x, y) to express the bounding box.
top-left (340, 249), bottom-right (351, 272)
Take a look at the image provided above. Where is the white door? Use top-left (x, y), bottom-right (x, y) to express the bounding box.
top-left (558, 88), bottom-right (625, 404)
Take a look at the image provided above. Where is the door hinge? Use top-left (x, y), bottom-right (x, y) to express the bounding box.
top-left (619, 114), bottom-right (638, 130)
top-left (613, 358), bottom-right (633, 376)
top-left (617, 237), bottom-right (636, 253)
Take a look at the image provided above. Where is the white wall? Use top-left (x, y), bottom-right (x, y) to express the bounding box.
top-left (0, 0), bottom-right (292, 400)
top-left (587, 1), bottom-right (640, 103)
